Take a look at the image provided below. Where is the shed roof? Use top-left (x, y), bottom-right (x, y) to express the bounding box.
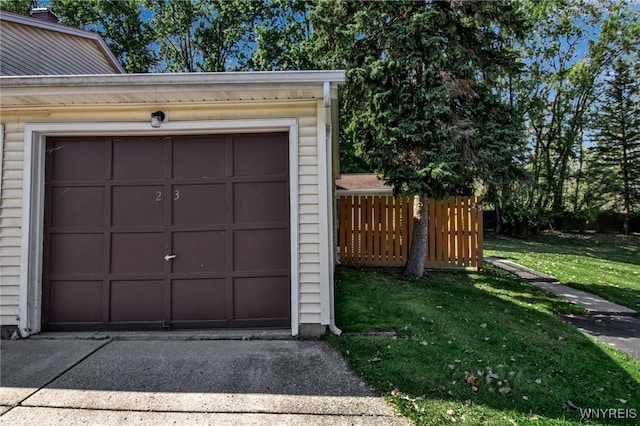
top-left (335, 173), bottom-right (391, 191)
top-left (0, 10), bottom-right (124, 76)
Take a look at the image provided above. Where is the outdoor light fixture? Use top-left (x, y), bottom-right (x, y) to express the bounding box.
top-left (150, 111), bottom-right (166, 128)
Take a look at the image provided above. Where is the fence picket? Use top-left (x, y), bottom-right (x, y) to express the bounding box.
top-left (336, 194), bottom-right (482, 270)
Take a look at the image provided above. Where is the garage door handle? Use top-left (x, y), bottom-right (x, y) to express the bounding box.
top-left (164, 254), bottom-right (177, 261)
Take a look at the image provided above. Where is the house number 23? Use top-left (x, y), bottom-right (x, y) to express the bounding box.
top-left (155, 190), bottom-right (180, 201)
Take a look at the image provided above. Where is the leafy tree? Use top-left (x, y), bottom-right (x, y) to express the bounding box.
top-left (249, 0), bottom-right (316, 71)
top-left (51, 0), bottom-right (155, 73)
top-left (144, 0), bottom-right (262, 72)
top-left (516, 0), bottom-right (640, 225)
top-left (588, 58), bottom-right (640, 234)
top-left (313, 0), bottom-right (525, 275)
top-left (0, 0), bottom-right (34, 15)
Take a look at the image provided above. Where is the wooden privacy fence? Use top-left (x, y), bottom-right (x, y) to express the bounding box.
top-left (336, 194), bottom-right (483, 270)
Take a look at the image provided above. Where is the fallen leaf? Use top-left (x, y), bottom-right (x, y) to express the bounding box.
top-left (619, 399), bottom-right (627, 404)
top-left (523, 395), bottom-right (529, 401)
top-left (480, 323), bottom-right (487, 328)
top-left (368, 357), bottom-right (382, 363)
top-left (466, 374), bottom-right (481, 386)
top-left (447, 409), bottom-right (456, 416)
top-left (420, 341), bottom-right (429, 346)
top-left (472, 386), bottom-right (479, 392)
top-left (448, 364), bottom-right (455, 369)
top-left (534, 379), bottom-right (542, 384)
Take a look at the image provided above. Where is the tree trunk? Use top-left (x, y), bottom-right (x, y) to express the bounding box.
top-left (404, 194), bottom-right (429, 277)
top-left (495, 203), bottom-right (503, 235)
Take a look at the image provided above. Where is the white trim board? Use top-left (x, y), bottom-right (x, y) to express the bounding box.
top-left (20, 119), bottom-right (301, 336)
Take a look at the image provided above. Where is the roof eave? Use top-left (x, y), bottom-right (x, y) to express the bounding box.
top-left (0, 70), bottom-right (346, 89)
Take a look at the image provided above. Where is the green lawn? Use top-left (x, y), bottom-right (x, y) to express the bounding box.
top-left (329, 266), bottom-right (640, 425)
top-left (484, 231), bottom-right (640, 311)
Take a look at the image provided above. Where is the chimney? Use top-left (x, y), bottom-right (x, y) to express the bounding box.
top-left (30, 7), bottom-right (59, 23)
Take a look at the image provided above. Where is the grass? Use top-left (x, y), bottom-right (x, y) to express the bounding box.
top-left (329, 266), bottom-right (640, 425)
top-left (484, 231), bottom-right (640, 311)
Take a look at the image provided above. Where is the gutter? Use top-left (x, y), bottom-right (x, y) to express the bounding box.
top-left (323, 82), bottom-right (342, 336)
top-left (0, 70), bottom-right (346, 88)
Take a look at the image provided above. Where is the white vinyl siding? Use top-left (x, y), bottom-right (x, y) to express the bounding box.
top-left (0, 121), bottom-right (24, 325)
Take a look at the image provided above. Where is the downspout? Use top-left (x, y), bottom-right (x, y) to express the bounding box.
top-left (324, 82), bottom-right (342, 336)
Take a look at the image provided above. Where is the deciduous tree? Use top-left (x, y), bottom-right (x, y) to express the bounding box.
top-left (52, 0), bottom-right (155, 73)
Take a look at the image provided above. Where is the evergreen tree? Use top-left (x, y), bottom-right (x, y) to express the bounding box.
top-left (312, 0), bottom-right (525, 275)
top-left (589, 58), bottom-right (640, 234)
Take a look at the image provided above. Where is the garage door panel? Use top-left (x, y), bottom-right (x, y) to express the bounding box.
top-left (172, 231), bottom-right (225, 273)
top-left (111, 233), bottom-right (164, 274)
top-left (234, 182), bottom-right (288, 224)
top-left (112, 186), bottom-right (164, 227)
top-left (172, 184), bottom-right (225, 226)
top-left (50, 234), bottom-right (103, 275)
top-left (234, 229), bottom-right (289, 271)
top-left (233, 134), bottom-right (288, 177)
top-left (51, 140), bottom-right (105, 181)
top-left (171, 279), bottom-right (226, 321)
top-left (110, 280), bottom-right (163, 321)
top-left (48, 280), bottom-right (102, 322)
top-left (173, 137), bottom-right (226, 178)
top-left (113, 140), bottom-right (164, 180)
top-left (51, 187), bottom-right (104, 228)
top-left (45, 134), bottom-right (290, 329)
top-left (234, 277), bottom-right (289, 319)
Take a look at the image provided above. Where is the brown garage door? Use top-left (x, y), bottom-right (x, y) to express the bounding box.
top-left (43, 134), bottom-right (290, 330)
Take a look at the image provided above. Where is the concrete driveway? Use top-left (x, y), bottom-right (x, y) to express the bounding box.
top-left (0, 335), bottom-right (408, 425)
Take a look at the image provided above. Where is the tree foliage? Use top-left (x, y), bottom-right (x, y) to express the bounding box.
top-left (3, 0), bottom-right (639, 241)
top-left (587, 58), bottom-right (640, 233)
top-left (144, 0), bottom-right (264, 72)
top-left (508, 0), bottom-right (640, 233)
top-left (49, 0), bottom-right (155, 73)
top-left (249, 0), bottom-right (316, 71)
top-left (0, 0), bottom-right (34, 15)
top-left (312, 0), bottom-right (526, 274)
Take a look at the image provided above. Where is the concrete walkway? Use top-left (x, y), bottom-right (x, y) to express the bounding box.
top-left (485, 257), bottom-right (639, 359)
top-left (0, 336), bottom-right (408, 425)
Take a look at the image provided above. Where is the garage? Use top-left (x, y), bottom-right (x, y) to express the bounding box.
top-left (0, 70), bottom-right (344, 337)
top-left (43, 133), bottom-right (290, 330)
